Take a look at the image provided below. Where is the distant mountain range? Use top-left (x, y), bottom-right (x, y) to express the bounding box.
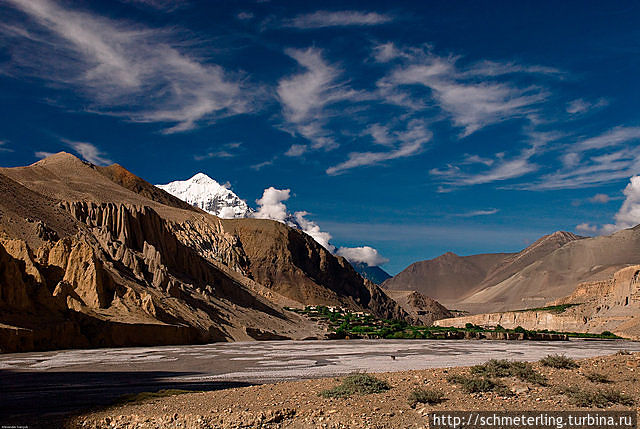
top-left (383, 229), bottom-right (640, 314)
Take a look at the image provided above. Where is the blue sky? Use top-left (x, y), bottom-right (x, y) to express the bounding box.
top-left (1, 0), bottom-right (640, 274)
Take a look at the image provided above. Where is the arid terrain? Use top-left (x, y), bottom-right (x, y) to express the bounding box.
top-left (0, 153), bottom-right (407, 353)
top-left (61, 351), bottom-right (640, 429)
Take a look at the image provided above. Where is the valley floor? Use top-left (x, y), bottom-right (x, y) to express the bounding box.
top-left (65, 351), bottom-right (640, 428)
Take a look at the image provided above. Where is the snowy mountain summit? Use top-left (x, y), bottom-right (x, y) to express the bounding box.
top-left (157, 173), bottom-right (253, 218)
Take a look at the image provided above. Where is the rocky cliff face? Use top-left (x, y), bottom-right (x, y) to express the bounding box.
top-left (434, 265), bottom-right (640, 339)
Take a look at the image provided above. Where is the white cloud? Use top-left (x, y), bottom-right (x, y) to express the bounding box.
top-left (528, 127), bottom-right (640, 190)
top-left (252, 187), bottom-right (388, 261)
top-left (600, 176), bottom-right (640, 233)
top-left (277, 47), bottom-right (362, 153)
top-left (123, 0), bottom-right (188, 11)
top-left (63, 139), bottom-right (112, 165)
top-left (453, 209), bottom-right (499, 217)
top-left (326, 120), bottom-right (431, 175)
top-left (250, 158), bottom-right (276, 171)
top-left (253, 187), bottom-right (335, 251)
top-left (236, 11), bottom-right (254, 21)
top-left (574, 126), bottom-right (640, 152)
top-left (589, 193), bottom-right (610, 204)
top-left (336, 246), bottom-right (389, 266)
top-left (431, 148), bottom-right (538, 186)
top-left (576, 223), bottom-right (598, 233)
top-left (194, 143), bottom-right (242, 161)
top-left (294, 211), bottom-right (335, 251)
top-left (253, 187), bottom-right (291, 223)
top-left (34, 151), bottom-right (55, 159)
top-left (375, 44), bottom-right (551, 136)
top-left (3, 0), bottom-right (251, 133)
top-left (283, 11), bottom-right (392, 29)
top-left (566, 98), bottom-right (608, 115)
top-left (0, 141), bottom-right (12, 152)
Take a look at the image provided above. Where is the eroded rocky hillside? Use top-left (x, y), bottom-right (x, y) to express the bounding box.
top-left (0, 153), bottom-right (407, 352)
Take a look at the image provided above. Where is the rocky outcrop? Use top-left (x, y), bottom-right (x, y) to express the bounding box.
top-left (434, 265), bottom-right (640, 339)
top-left (386, 290), bottom-right (452, 325)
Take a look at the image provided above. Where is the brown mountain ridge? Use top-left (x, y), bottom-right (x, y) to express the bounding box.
top-left (0, 153), bottom-right (408, 352)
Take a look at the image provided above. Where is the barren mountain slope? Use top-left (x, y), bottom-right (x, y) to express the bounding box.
top-left (96, 164), bottom-right (201, 213)
top-left (458, 226), bottom-right (640, 313)
top-left (478, 231), bottom-right (585, 290)
top-left (0, 153), bottom-right (407, 351)
top-left (382, 252), bottom-right (511, 304)
top-left (220, 218), bottom-right (407, 321)
top-left (385, 290), bottom-right (452, 325)
top-left (436, 264), bottom-right (640, 339)
top-left (0, 155), bottom-right (322, 352)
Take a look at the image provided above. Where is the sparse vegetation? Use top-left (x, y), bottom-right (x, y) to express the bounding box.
top-left (560, 386), bottom-right (634, 408)
top-left (447, 374), bottom-right (511, 395)
top-left (471, 359), bottom-right (547, 385)
top-left (516, 304), bottom-right (580, 313)
top-left (115, 389), bottom-right (195, 404)
top-left (284, 306), bottom-right (624, 340)
top-left (540, 354), bottom-right (579, 369)
top-left (408, 388), bottom-right (445, 407)
top-left (584, 372), bottom-right (612, 384)
top-left (319, 373), bottom-right (390, 398)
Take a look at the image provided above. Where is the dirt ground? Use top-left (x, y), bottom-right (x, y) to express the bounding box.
top-left (62, 352), bottom-right (640, 428)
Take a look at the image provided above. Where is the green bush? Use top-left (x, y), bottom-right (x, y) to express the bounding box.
top-left (540, 354), bottom-right (579, 369)
top-left (408, 388), bottom-right (445, 407)
top-left (320, 373), bottom-right (391, 399)
top-left (471, 359), bottom-right (547, 386)
top-left (447, 374), bottom-right (511, 395)
top-left (584, 372), bottom-right (611, 384)
top-left (514, 326), bottom-right (527, 334)
top-left (561, 386), bottom-right (634, 408)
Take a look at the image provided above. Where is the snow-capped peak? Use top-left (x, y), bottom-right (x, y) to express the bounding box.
top-left (157, 173), bottom-right (253, 219)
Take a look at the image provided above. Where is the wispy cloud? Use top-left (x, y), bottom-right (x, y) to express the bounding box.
top-left (374, 43), bottom-right (554, 137)
top-left (236, 11), bottom-right (254, 21)
top-left (326, 120), bottom-right (431, 175)
top-left (63, 139), bottom-right (112, 165)
top-left (575, 222), bottom-right (598, 234)
top-left (122, 0), bottom-right (189, 12)
top-left (526, 127), bottom-right (640, 190)
top-left (2, 0), bottom-right (252, 133)
top-left (283, 10), bottom-right (393, 29)
top-left (0, 141), bottom-right (12, 152)
top-left (250, 158), bottom-right (276, 171)
top-left (566, 98), bottom-right (608, 115)
top-left (589, 193), bottom-right (611, 204)
top-left (453, 208), bottom-right (499, 217)
top-left (277, 47), bottom-right (363, 154)
top-left (431, 147), bottom-right (539, 186)
top-left (573, 126), bottom-right (640, 152)
top-left (194, 143), bottom-right (242, 161)
top-left (34, 151), bottom-right (55, 159)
